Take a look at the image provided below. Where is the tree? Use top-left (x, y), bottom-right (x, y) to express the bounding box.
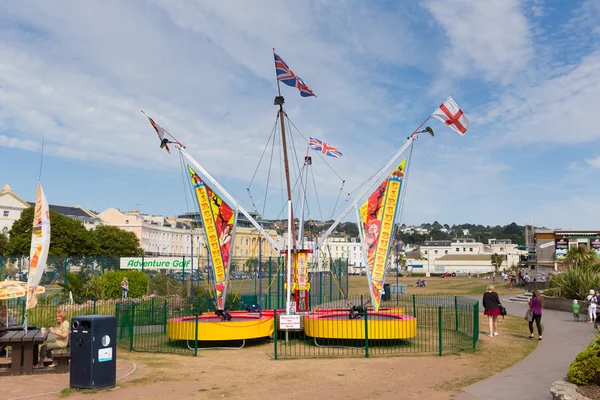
top-left (91, 225), bottom-right (143, 257)
top-left (564, 245), bottom-right (597, 269)
top-left (397, 253), bottom-right (407, 270)
top-left (491, 253), bottom-right (504, 275)
top-left (8, 207), bottom-right (98, 256)
top-left (0, 233), bottom-right (9, 256)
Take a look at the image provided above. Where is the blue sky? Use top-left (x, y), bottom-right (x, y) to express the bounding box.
top-left (1, 0), bottom-right (599, 229)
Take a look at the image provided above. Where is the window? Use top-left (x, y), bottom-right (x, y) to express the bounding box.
top-left (424, 250), bottom-right (428, 255)
top-left (3, 211), bottom-right (8, 217)
top-left (463, 248), bottom-right (466, 252)
top-left (500, 247), bottom-right (504, 252)
top-left (125, 220), bottom-right (129, 224)
top-left (456, 247), bottom-right (459, 252)
top-left (434, 250), bottom-right (438, 255)
top-left (2, 227), bottom-right (7, 237)
top-left (469, 248), bottom-right (473, 252)
top-left (445, 250), bottom-right (448, 255)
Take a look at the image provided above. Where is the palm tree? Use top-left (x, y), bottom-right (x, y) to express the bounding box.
top-left (564, 245), bottom-right (597, 269)
top-left (491, 253), bottom-right (504, 275)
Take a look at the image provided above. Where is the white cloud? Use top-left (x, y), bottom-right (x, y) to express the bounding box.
top-left (423, 0), bottom-right (533, 81)
top-left (586, 157), bottom-right (600, 168)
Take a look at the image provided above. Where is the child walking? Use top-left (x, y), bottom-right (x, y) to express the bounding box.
top-left (572, 300), bottom-right (580, 322)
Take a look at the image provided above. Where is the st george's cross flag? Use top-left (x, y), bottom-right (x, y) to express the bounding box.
top-left (431, 96), bottom-right (471, 135)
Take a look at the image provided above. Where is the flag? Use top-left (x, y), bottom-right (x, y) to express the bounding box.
top-left (26, 183), bottom-right (50, 310)
top-left (431, 96), bottom-right (471, 135)
top-left (358, 159), bottom-right (406, 312)
top-left (187, 165), bottom-right (236, 309)
top-left (309, 137), bottom-right (342, 158)
top-left (274, 51), bottom-right (316, 98)
top-left (142, 110), bottom-right (172, 153)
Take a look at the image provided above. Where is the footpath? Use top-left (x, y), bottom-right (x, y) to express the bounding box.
top-left (456, 296), bottom-right (596, 400)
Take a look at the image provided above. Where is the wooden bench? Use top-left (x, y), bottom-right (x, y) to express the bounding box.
top-left (51, 347), bottom-right (70, 371)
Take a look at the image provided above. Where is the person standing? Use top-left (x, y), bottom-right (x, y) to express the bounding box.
top-left (121, 277), bottom-right (129, 300)
top-left (528, 289), bottom-right (543, 340)
top-left (572, 300), bottom-right (580, 322)
top-left (482, 285), bottom-right (501, 337)
top-left (586, 290), bottom-right (597, 324)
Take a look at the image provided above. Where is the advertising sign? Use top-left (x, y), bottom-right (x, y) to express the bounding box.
top-left (590, 238), bottom-right (600, 259)
top-left (120, 257), bottom-right (191, 270)
top-left (555, 239), bottom-right (568, 262)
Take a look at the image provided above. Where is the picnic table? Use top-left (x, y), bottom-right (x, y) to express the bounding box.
top-left (0, 329), bottom-right (48, 375)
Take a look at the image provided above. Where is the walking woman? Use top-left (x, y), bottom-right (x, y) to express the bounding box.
top-left (482, 285), bottom-right (501, 337)
top-left (528, 289), bottom-right (543, 340)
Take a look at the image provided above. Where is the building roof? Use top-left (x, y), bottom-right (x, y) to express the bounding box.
top-left (437, 254), bottom-right (492, 261)
top-left (28, 203), bottom-right (95, 219)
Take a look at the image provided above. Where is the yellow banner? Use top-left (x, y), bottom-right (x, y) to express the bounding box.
top-left (360, 158), bottom-right (406, 312)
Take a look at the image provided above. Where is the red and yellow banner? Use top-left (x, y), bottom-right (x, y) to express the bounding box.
top-left (359, 158), bottom-right (406, 311)
top-left (188, 166), bottom-right (236, 309)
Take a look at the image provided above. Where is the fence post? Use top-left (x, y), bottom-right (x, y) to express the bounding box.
top-left (116, 302), bottom-right (121, 340)
top-left (364, 308), bottom-right (369, 358)
top-left (151, 298), bottom-right (155, 325)
top-left (273, 309), bottom-right (278, 360)
top-left (141, 255), bottom-right (144, 273)
top-left (473, 300), bottom-right (479, 348)
top-left (412, 294), bottom-right (416, 318)
top-left (438, 306), bottom-right (443, 356)
top-left (163, 300), bottom-right (167, 333)
top-left (268, 257), bottom-right (272, 310)
top-left (93, 299), bottom-right (97, 315)
top-left (454, 296), bottom-right (459, 331)
top-left (129, 303), bottom-right (136, 352)
top-left (101, 256), bottom-right (105, 274)
top-left (194, 314), bottom-right (199, 356)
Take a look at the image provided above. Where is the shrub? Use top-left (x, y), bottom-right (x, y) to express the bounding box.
top-left (98, 270), bottom-right (148, 299)
top-left (568, 335), bottom-right (600, 385)
top-left (548, 265), bottom-right (600, 300)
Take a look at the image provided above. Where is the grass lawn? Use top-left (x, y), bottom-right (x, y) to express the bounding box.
top-left (230, 274), bottom-right (524, 298)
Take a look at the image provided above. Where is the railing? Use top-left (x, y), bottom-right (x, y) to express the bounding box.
top-left (274, 294), bottom-right (479, 359)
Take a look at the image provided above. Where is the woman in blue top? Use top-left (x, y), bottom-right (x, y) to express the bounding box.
top-left (528, 289), bottom-right (543, 340)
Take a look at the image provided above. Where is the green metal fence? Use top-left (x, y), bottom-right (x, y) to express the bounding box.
top-left (274, 294), bottom-right (479, 359)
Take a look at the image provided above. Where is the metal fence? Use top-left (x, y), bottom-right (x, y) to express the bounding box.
top-left (3, 293), bottom-right (478, 359)
top-left (274, 294), bottom-right (479, 359)
top-left (0, 255), bottom-right (349, 300)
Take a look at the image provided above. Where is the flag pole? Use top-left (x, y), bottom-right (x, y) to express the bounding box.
top-left (273, 48), bottom-right (282, 97)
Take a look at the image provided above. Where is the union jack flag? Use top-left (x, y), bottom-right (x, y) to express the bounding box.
top-left (274, 51), bottom-right (316, 98)
top-left (309, 136), bottom-right (342, 158)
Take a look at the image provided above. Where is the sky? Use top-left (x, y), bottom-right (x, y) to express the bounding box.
top-left (1, 0), bottom-right (599, 229)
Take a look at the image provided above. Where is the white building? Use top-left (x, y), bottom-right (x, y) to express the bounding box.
top-left (97, 208), bottom-right (203, 257)
top-left (0, 185), bottom-right (30, 236)
top-left (415, 238), bottom-right (525, 276)
top-left (0, 184), bottom-right (101, 235)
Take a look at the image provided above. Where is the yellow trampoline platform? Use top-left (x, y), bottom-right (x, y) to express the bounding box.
top-left (304, 309), bottom-right (417, 340)
top-left (167, 312), bottom-right (275, 349)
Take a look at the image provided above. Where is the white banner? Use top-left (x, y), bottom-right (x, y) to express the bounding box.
top-left (120, 257), bottom-right (192, 270)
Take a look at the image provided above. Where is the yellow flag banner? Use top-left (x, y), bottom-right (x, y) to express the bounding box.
top-left (188, 166), bottom-right (236, 309)
top-left (359, 158), bottom-right (406, 311)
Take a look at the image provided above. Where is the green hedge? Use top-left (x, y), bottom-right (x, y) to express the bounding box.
top-left (567, 335), bottom-right (600, 385)
top-left (98, 270), bottom-right (148, 299)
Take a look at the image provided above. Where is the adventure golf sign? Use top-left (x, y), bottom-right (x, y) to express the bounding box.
top-left (120, 257), bottom-right (192, 270)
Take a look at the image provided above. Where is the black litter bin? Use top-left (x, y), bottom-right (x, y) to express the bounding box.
top-left (70, 315), bottom-right (117, 390)
top-left (382, 284), bottom-right (391, 301)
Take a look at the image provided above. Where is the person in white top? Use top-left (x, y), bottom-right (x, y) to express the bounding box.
top-left (586, 289), bottom-right (598, 324)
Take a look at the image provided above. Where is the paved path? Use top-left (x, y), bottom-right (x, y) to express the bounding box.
top-left (456, 297), bottom-right (596, 400)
